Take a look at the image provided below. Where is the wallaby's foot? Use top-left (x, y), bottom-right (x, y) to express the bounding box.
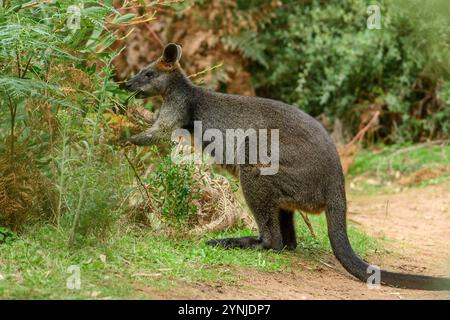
top-left (279, 209), bottom-right (297, 250)
top-left (207, 236), bottom-right (260, 249)
top-left (207, 236), bottom-right (283, 252)
top-left (284, 241), bottom-right (297, 251)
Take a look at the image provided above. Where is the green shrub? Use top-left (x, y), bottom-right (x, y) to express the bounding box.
top-left (241, 0), bottom-right (450, 142)
top-left (0, 227), bottom-right (18, 245)
top-left (0, 0), bottom-right (135, 238)
top-left (145, 152), bottom-right (202, 230)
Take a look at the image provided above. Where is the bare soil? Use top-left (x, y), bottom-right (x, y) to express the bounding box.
top-left (137, 181), bottom-right (450, 300)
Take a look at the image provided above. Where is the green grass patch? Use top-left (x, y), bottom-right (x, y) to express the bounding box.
top-left (349, 144), bottom-right (450, 177)
top-left (347, 144), bottom-right (450, 194)
top-left (295, 214), bottom-right (377, 260)
top-left (0, 215), bottom-right (377, 299)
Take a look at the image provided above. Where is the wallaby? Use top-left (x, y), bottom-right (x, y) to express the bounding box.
top-left (125, 43), bottom-right (450, 291)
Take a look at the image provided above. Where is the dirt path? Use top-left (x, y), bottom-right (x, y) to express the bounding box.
top-left (138, 181), bottom-right (450, 299)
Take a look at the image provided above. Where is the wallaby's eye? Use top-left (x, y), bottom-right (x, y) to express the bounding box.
top-left (145, 71), bottom-right (154, 78)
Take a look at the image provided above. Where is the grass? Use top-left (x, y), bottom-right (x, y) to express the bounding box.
top-left (349, 144), bottom-right (450, 176)
top-left (3, 143), bottom-right (448, 299)
top-left (0, 214), bottom-right (376, 299)
top-left (348, 144), bottom-right (450, 194)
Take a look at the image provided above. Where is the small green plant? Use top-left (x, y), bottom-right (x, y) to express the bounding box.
top-left (0, 227), bottom-right (17, 245)
top-left (146, 153), bottom-right (202, 230)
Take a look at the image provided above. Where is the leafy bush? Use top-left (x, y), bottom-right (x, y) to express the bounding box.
top-left (0, 0), bottom-right (136, 237)
top-left (0, 1), bottom-right (243, 239)
top-left (146, 152), bottom-right (202, 231)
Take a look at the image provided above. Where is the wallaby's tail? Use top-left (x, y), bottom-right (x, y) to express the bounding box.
top-left (325, 192), bottom-right (450, 291)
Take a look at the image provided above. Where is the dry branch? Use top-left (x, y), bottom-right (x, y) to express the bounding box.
top-left (299, 210), bottom-right (316, 239)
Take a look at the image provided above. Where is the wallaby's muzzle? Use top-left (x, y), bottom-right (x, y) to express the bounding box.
top-left (124, 78), bottom-right (147, 99)
top-left (124, 80), bottom-right (133, 90)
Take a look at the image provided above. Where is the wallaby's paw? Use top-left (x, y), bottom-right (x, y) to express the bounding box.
top-left (206, 238), bottom-right (238, 249)
top-left (283, 241), bottom-right (297, 251)
top-left (206, 236), bottom-right (261, 249)
top-left (128, 132), bottom-right (152, 146)
top-left (206, 239), bottom-right (224, 247)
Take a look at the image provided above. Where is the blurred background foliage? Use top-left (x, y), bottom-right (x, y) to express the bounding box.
top-left (247, 0), bottom-right (450, 143)
top-left (0, 0), bottom-right (449, 235)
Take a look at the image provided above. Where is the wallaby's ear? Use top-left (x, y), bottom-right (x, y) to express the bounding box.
top-left (162, 43), bottom-right (182, 64)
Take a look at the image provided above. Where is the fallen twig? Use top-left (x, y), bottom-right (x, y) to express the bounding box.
top-left (348, 111), bottom-right (380, 146)
top-left (318, 259), bottom-right (337, 270)
top-left (124, 152), bottom-right (159, 219)
top-left (338, 111), bottom-right (380, 174)
top-left (299, 211), bottom-right (316, 239)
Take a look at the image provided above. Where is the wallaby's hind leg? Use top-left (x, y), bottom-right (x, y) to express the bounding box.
top-left (279, 209), bottom-right (297, 250)
top-left (206, 206), bottom-right (283, 251)
top-left (207, 172), bottom-right (284, 251)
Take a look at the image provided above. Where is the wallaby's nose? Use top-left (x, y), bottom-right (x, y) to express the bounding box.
top-left (125, 80), bottom-right (133, 90)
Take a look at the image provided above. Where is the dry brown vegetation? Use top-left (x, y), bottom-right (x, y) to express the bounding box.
top-left (0, 155), bottom-right (55, 231)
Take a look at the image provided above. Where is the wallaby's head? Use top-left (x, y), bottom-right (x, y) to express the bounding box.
top-left (125, 43), bottom-right (183, 98)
